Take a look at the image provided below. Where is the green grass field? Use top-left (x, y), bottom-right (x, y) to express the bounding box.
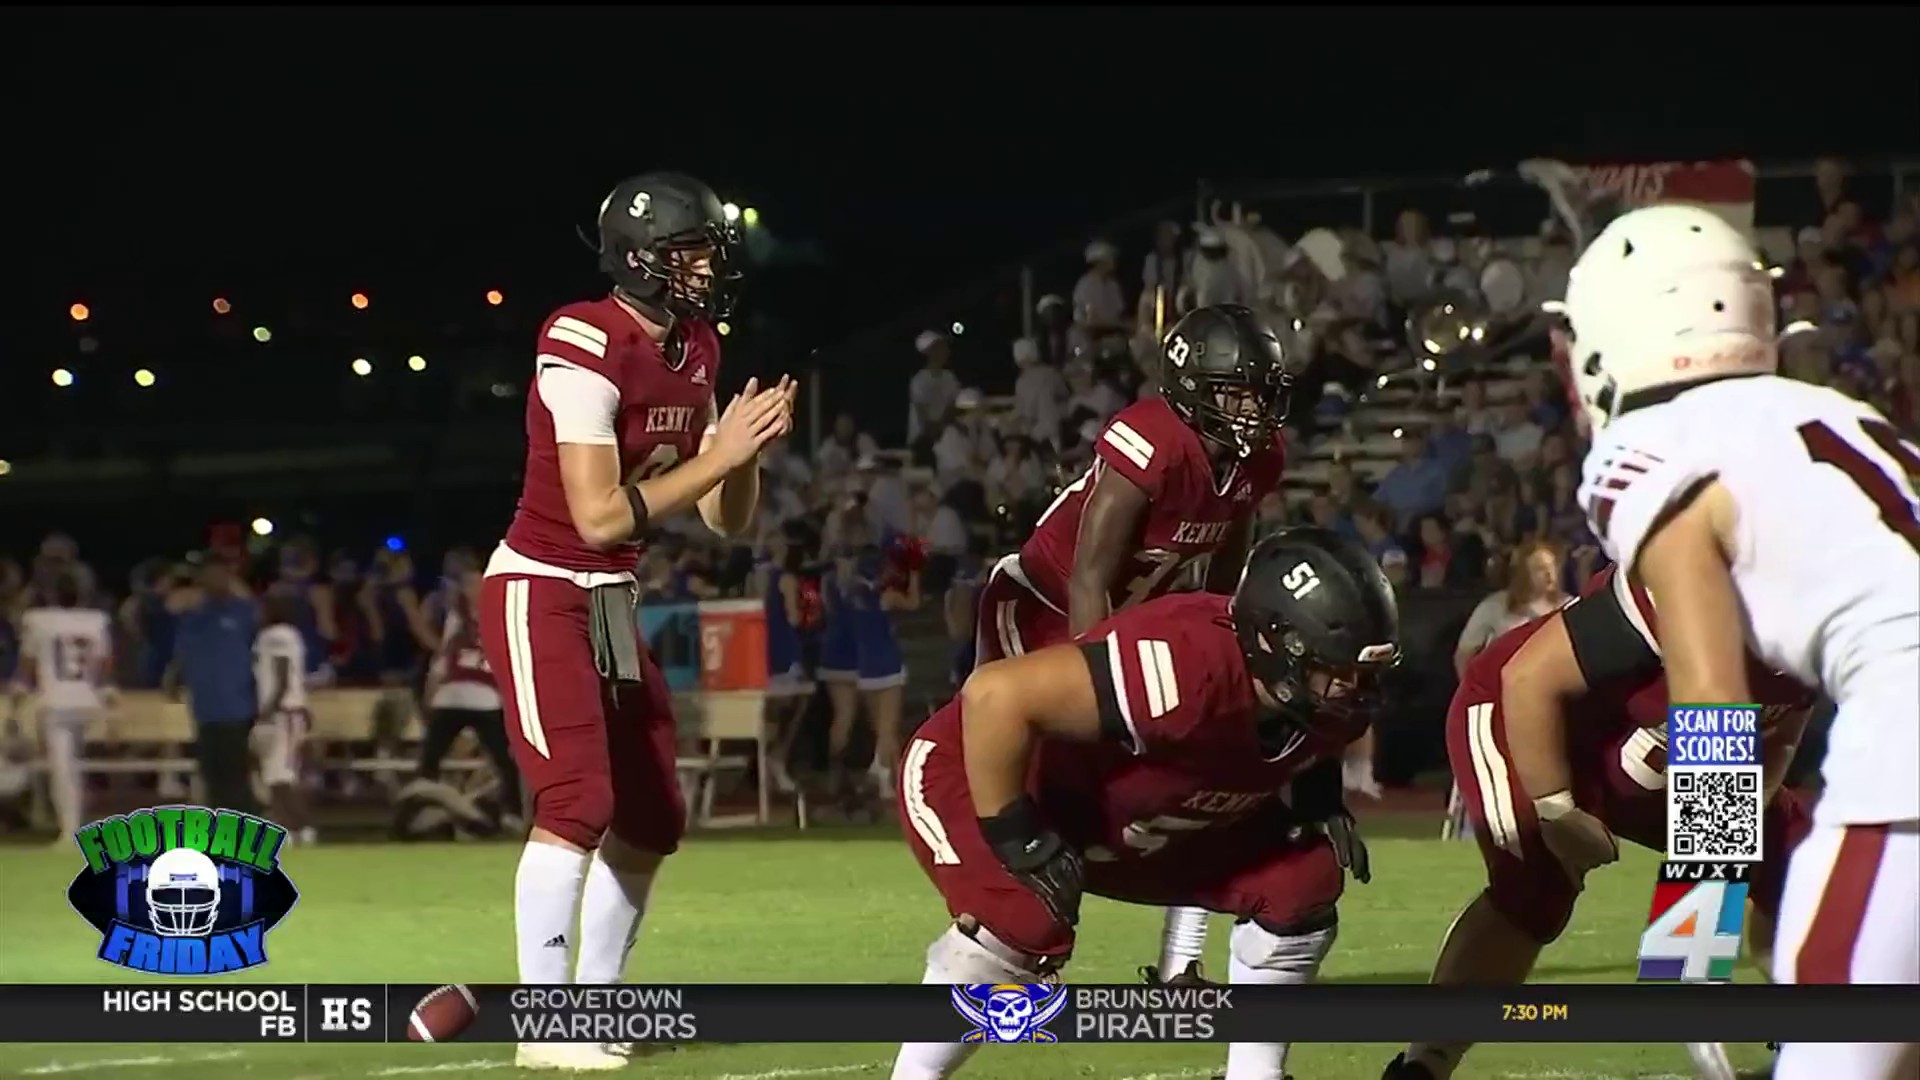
top-left (0, 823), bottom-right (1772, 1080)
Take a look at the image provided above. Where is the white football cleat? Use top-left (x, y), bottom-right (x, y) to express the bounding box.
top-left (514, 1042), bottom-right (628, 1071)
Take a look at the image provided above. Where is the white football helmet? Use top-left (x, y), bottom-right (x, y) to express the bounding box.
top-left (1561, 204), bottom-right (1777, 432)
top-left (146, 847), bottom-right (222, 937)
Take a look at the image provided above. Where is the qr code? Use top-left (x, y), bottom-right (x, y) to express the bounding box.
top-left (1668, 769), bottom-right (1763, 859)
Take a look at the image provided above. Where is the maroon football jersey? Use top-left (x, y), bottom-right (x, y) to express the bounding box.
top-left (1016, 397), bottom-right (1286, 613)
top-left (921, 592), bottom-right (1348, 867)
top-left (502, 296), bottom-right (722, 573)
top-left (437, 599), bottom-right (495, 690)
top-left (1466, 566), bottom-right (1814, 776)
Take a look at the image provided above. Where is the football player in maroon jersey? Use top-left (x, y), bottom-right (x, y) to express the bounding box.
top-left (972, 303), bottom-right (1296, 985)
top-left (892, 528), bottom-right (1399, 1080)
top-left (477, 172), bottom-right (795, 1072)
top-left (1382, 566), bottom-right (1815, 1080)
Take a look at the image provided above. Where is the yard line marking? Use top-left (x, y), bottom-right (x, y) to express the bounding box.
top-left (22, 1052), bottom-right (243, 1075)
top-left (369, 1062), bottom-right (512, 1076)
top-left (1113, 1069), bottom-right (1215, 1080)
top-left (712, 1066), bottom-right (883, 1080)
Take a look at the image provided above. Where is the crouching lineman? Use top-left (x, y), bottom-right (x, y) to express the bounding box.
top-left (1382, 565), bottom-right (1815, 1080)
top-left (891, 527), bottom-right (1400, 1080)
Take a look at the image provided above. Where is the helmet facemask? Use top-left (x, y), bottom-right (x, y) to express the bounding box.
top-left (1177, 369), bottom-right (1292, 458)
top-left (1240, 619), bottom-right (1398, 756)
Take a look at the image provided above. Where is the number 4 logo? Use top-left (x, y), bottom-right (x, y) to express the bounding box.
top-left (1282, 560), bottom-right (1321, 599)
top-left (1638, 880), bottom-right (1746, 983)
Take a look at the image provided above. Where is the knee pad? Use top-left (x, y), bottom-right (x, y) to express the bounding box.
top-left (925, 919), bottom-right (1057, 984)
top-left (1230, 918), bottom-right (1336, 982)
top-left (534, 774), bottom-right (614, 850)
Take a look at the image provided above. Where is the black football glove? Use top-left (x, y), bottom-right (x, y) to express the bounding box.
top-left (1287, 757), bottom-right (1371, 885)
top-left (979, 796), bottom-right (1085, 927)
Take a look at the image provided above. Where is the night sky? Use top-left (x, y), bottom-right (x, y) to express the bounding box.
top-left (13, 7), bottom-right (1912, 350)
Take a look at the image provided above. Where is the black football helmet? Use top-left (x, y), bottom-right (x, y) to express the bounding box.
top-left (1230, 526), bottom-right (1401, 753)
top-left (593, 172), bottom-right (743, 322)
top-left (1158, 304), bottom-right (1295, 457)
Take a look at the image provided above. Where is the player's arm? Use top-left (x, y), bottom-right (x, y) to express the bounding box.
top-left (1503, 573), bottom-right (1660, 797)
top-left (553, 371), bottom-right (789, 548)
top-left (962, 645), bottom-right (1103, 817)
top-left (1632, 479), bottom-right (1750, 707)
top-left (1202, 511), bottom-right (1255, 595)
top-left (777, 573), bottom-right (803, 626)
top-left (881, 571), bottom-right (922, 612)
top-left (1068, 463), bottom-right (1151, 634)
top-left (960, 644), bottom-right (1097, 926)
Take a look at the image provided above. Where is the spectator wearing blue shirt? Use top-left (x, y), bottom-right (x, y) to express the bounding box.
top-left (1373, 434), bottom-right (1450, 533)
top-left (1351, 499), bottom-right (1410, 589)
top-left (167, 557), bottom-right (258, 813)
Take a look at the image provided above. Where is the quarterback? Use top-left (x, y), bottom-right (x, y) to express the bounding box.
top-left (478, 172), bottom-right (795, 1072)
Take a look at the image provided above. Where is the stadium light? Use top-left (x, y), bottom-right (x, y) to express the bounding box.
top-left (0, 460), bottom-right (11, 478)
top-left (951, 321), bottom-right (966, 335)
top-left (351, 292), bottom-right (370, 310)
top-left (721, 202), bottom-right (741, 224)
top-left (133, 369), bottom-right (157, 388)
top-left (351, 358), bottom-right (373, 377)
top-left (51, 368), bottom-right (75, 388)
top-left (252, 326), bottom-right (272, 343)
top-left (1421, 358), bottom-right (1438, 372)
top-left (1392, 427), bottom-right (1405, 439)
top-left (70, 303), bottom-right (91, 322)
top-left (716, 321), bottom-right (731, 336)
top-left (408, 354), bottom-right (427, 372)
top-left (250, 517), bottom-right (275, 537)
top-left (384, 535), bottom-right (406, 552)
top-left (742, 206), bottom-right (760, 227)
top-left (485, 289), bottom-right (504, 306)
top-left (212, 297), bottom-right (232, 315)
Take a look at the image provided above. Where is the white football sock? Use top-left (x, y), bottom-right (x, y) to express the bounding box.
top-left (515, 841), bottom-right (589, 984)
top-left (1158, 907), bottom-right (1210, 975)
top-left (43, 721), bottom-right (85, 838)
top-left (892, 924), bottom-right (1037, 1079)
top-left (574, 850), bottom-right (657, 984)
top-left (1224, 921), bottom-right (1335, 1080)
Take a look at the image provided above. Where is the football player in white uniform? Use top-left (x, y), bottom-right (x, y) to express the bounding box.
top-left (11, 574), bottom-right (116, 843)
top-left (254, 593), bottom-right (314, 844)
top-left (1566, 204), bottom-right (1919, 1080)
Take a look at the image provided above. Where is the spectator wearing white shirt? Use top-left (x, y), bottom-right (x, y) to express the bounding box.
top-left (816, 413), bottom-right (879, 484)
top-left (1073, 240), bottom-right (1129, 354)
top-left (984, 435), bottom-right (1046, 509)
top-left (1011, 337), bottom-right (1066, 447)
top-left (1035, 293), bottom-right (1074, 365)
top-left (1062, 359), bottom-right (1127, 427)
top-left (1383, 208), bottom-right (1436, 309)
top-left (864, 458), bottom-right (913, 537)
top-left (1186, 229), bottom-right (1257, 309)
top-left (1139, 221), bottom-right (1187, 329)
top-left (907, 331), bottom-right (962, 444)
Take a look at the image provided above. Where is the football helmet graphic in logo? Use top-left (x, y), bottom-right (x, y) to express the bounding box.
top-left (145, 846), bottom-right (222, 937)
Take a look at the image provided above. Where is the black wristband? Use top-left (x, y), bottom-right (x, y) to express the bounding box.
top-left (623, 485), bottom-right (651, 540)
top-left (978, 796), bottom-right (1044, 852)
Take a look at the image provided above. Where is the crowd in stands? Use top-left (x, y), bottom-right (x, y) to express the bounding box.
top-left (4, 157), bottom-right (1914, 811)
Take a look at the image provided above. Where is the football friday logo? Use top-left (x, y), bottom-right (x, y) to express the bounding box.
top-left (67, 806), bottom-right (299, 975)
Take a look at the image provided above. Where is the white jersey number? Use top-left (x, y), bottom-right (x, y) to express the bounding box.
top-left (1082, 814), bottom-right (1214, 862)
top-left (1798, 417), bottom-right (1920, 552)
top-left (624, 444), bottom-right (682, 487)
